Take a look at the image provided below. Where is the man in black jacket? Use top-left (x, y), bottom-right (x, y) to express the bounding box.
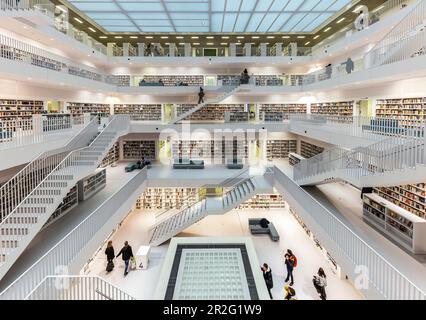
top-left (116, 241), bottom-right (134, 276)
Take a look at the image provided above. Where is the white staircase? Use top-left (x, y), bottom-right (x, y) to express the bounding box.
top-left (172, 85), bottom-right (241, 124)
top-left (149, 175), bottom-right (271, 246)
top-left (367, 0), bottom-right (426, 67)
top-left (0, 115), bottom-right (130, 280)
top-left (294, 134), bottom-right (426, 188)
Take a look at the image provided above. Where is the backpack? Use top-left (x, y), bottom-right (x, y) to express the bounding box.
top-left (291, 255), bottom-right (298, 268)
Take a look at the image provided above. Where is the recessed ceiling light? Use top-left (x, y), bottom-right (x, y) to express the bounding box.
top-left (373, 5), bottom-right (385, 12)
top-left (88, 27), bottom-right (96, 33)
top-left (179, 42), bottom-right (185, 45)
top-left (161, 36), bottom-right (168, 39)
top-left (145, 36), bottom-right (153, 39)
top-left (176, 36), bottom-right (184, 39)
top-left (207, 42), bottom-right (214, 45)
top-left (220, 43), bottom-right (228, 45)
top-left (99, 36), bottom-right (107, 39)
top-left (74, 17), bottom-right (83, 24)
top-left (353, 5), bottom-right (363, 13)
top-left (252, 36), bottom-right (259, 39)
top-left (305, 41), bottom-right (310, 45)
top-left (50, 38), bottom-right (54, 41)
top-left (221, 36), bottom-right (229, 39)
top-left (193, 42), bottom-right (200, 45)
top-left (237, 36), bottom-right (245, 39)
top-left (313, 35), bottom-right (320, 39)
top-left (206, 36), bottom-right (214, 39)
top-left (336, 18), bottom-right (346, 24)
top-left (282, 36), bottom-right (290, 39)
top-left (297, 36), bottom-right (305, 39)
top-left (323, 27), bottom-right (331, 32)
top-left (267, 36), bottom-right (275, 39)
top-left (114, 36), bottom-right (123, 39)
top-left (130, 36), bottom-right (138, 39)
top-left (191, 36), bottom-right (199, 39)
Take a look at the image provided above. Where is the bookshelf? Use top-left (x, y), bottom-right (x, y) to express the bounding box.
top-left (140, 75), bottom-right (204, 86)
top-left (289, 152), bottom-right (305, 166)
top-left (123, 140), bottom-right (156, 160)
top-left (255, 75), bottom-right (283, 86)
top-left (224, 111), bottom-right (249, 123)
top-left (43, 185), bottom-right (79, 229)
top-left (266, 140), bottom-right (297, 160)
top-left (176, 104), bottom-right (245, 122)
top-left (259, 104), bottom-right (307, 121)
top-left (374, 183), bottom-right (425, 219)
top-left (300, 141), bottom-right (324, 159)
top-left (363, 193), bottom-right (426, 253)
top-left (77, 169), bottom-right (106, 201)
top-left (67, 102), bottom-right (111, 116)
top-left (237, 193), bottom-right (286, 209)
top-left (311, 101), bottom-right (354, 119)
top-left (113, 104), bottom-right (162, 121)
top-left (375, 97), bottom-right (426, 126)
top-left (136, 187), bottom-right (200, 210)
top-left (0, 99), bottom-right (44, 120)
top-left (100, 142), bottom-right (119, 168)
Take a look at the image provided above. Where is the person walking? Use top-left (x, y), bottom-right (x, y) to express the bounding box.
top-left (198, 87), bottom-right (205, 104)
top-left (105, 241), bottom-right (115, 273)
top-left (313, 267), bottom-right (327, 300)
top-left (116, 241), bottom-right (134, 277)
top-left (261, 263), bottom-right (274, 299)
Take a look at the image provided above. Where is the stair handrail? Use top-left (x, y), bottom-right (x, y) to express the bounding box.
top-left (0, 116), bottom-right (128, 253)
top-left (294, 133), bottom-right (425, 181)
top-left (0, 168), bottom-right (146, 300)
top-left (24, 275), bottom-right (136, 300)
top-left (150, 198), bottom-right (206, 230)
top-left (218, 167), bottom-right (251, 189)
top-left (366, 0), bottom-right (426, 67)
top-left (0, 116), bottom-right (99, 223)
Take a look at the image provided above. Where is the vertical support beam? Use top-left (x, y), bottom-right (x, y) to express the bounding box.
top-left (289, 42), bottom-right (297, 56)
top-left (184, 43), bottom-right (192, 57)
top-left (274, 43), bottom-right (283, 56)
top-left (259, 43), bottom-right (267, 56)
top-left (137, 43), bottom-right (145, 56)
top-left (107, 43), bottom-right (114, 57)
top-left (229, 43), bottom-right (236, 57)
top-left (122, 43), bottom-right (130, 57)
top-left (244, 43), bottom-right (252, 56)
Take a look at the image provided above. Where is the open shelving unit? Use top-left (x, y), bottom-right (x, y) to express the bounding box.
top-left (136, 187), bottom-right (200, 210)
top-left (375, 97), bottom-right (426, 126)
top-left (176, 104), bottom-right (245, 122)
top-left (123, 140), bottom-right (156, 160)
top-left (300, 141), bottom-right (324, 159)
top-left (43, 185), bottom-right (79, 229)
top-left (67, 102), bottom-right (111, 116)
top-left (113, 104), bottom-right (162, 121)
top-left (363, 193), bottom-right (426, 253)
top-left (374, 183), bottom-right (425, 219)
top-left (259, 104), bottom-right (307, 120)
top-left (77, 169), bottom-right (106, 201)
top-left (0, 99), bottom-right (44, 120)
top-left (100, 142), bottom-right (119, 168)
top-left (140, 75), bottom-right (204, 86)
top-left (224, 111), bottom-right (249, 123)
top-left (266, 140), bottom-right (297, 160)
top-left (311, 101), bottom-right (354, 118)
top-left (289, 152), bottom-right (305, 166)
top-left (237, 193), bottom-right (286, 209)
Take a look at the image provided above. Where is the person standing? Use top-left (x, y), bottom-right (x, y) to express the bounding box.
top-left (284, 253), bottom-right (294, 286)
top-left (198, 87), bottom-right (205, 104)
top-left (313, 268), bottom-right (327, 300)
top-left (261, 263), bottom-right (274, 299)
top-left (342, 57), bottom-right (354, 74)
top-left (116, 241), bottom-right (134, 277)
top-left (105, 241), bottom-right (115, 273)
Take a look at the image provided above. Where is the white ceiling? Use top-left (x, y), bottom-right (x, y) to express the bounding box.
top-left (66, 0), bottom-right (353, 33)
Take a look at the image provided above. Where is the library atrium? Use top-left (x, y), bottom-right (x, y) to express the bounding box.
top-left (0, 0), bottom-right (425, 302)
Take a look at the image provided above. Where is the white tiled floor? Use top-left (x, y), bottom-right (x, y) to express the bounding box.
top-left (84, 207), bottom-right (363, 300)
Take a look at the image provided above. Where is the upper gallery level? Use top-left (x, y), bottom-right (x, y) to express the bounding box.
top-left (0, 0), bottom-right (418, 70)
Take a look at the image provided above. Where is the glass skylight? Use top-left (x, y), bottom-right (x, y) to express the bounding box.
top-left (67, 0), bottom-right (352, 33)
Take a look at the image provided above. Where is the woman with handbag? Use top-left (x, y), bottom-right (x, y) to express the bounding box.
top-left (105, 241), bottom-right (115, 273)
top-left (313, 268), bottom-right (327, 300)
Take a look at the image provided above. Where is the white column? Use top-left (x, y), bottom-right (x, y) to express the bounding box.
top-left (137, 43), bottom-right (145, 56)
top-left (289, 42), bottom-right (297, 56)
top-left (229, 43), bottom-right (236, 57)
top-left (122, 43), bottom-right (130, 57)
top-left (259, 43), bottom-right (267, 56)
top-left (244, 43), bottom-right (252, 56)
top-left (168, 43), bottom-right (176, 57)
top-left (107, 43), bottom-right (114, 57)
top-left (274, 43), bottom-right (283, 56)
